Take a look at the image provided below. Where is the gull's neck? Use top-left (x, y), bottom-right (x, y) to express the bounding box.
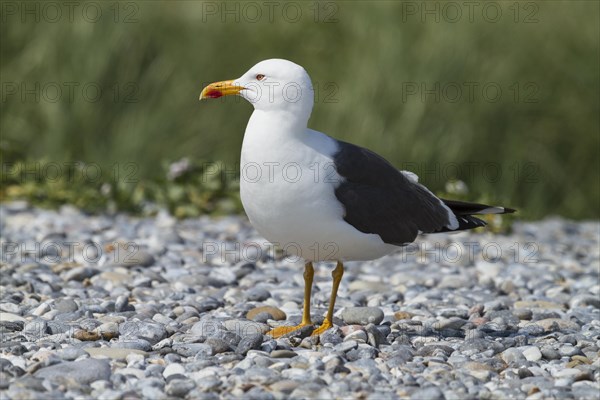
top-left (246, 109), bottom-right (310, 141)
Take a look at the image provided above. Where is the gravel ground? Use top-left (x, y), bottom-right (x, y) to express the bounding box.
top-left (0, 202), bottom-right (599, 399)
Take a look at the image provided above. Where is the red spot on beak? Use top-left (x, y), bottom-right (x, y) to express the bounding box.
top-left (205, 90), bottom-right (223, 99)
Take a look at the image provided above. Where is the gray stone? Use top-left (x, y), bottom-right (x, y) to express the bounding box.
top-left (0, 320), bottom-right (24, 332)
top-left (31, 303), bottom-right (51, 317)
top-left (439, 308), bottom-right (469, 319)
top-left (95, 322), bottom-right (119, 339)
top-left (35, 358), bottom-right (110, 384)
top-left (23, 320), bottom-right (48, 338)
top-left (570, 295), bottom-right (600, 309)
top-left (164, 353), bottom-right (181, 364)
top-left (205, 337), bottom-right (232, 354)
top-left (112, 339), bottom-right (153, 352)
top-left (223, 319), bottom-right (269, 336)
top-left (518, 367), bottom-right (534, 378)
top-left (335, 340), bottom-right (359, 353)
top-left (434, 317), bottom-right (467, 331)
top-left (532, 318), bottom-right (580, 332)
top-left (162, 363), bottom-right (186, 379)
top-left (320, 328), bottom-right (343, 346)
top-left (63, 267), bottom-right (99, 281)
top-left (558, 344), bottom-right (584, 357)
top-left (341, 307), bottom-right (385, 325)
top-left (120, 321), bottom-right (167, 345)
top-left (8, 376), bottom-right (46, 392)
top-left (236, 333), bottom-right (264, 355)
top-left (386, 346), bottom-right (414, 366)
top-left (85, 347), bottom-right (147, 360)
top-left (141, 386), bottom-right (165, 399)
top-left (0, 303), bottom-right (21, 314)
top-left (522, 346), bottom-right (542, 361)
top-left (113, 249), bottom-right (155, 268)
top-left (245, 287), bottom-right (271, 301)
top-left (270, 350), bottom-right (298, 359)
top-left (501, 348), bottom-right (526, 366)
top-left (344, 329), bottom-right (367, 343)
top-left (410, 386), bottom-right (445, 400)
top-left (56, 347), bottom-right (87, 361)
top-left (218, 330), bottom-right (242, 348)
top-left (347, 345), bottom-right (379, 361)
top-left (166, 379), bottom-right (196, 397)
top-left (325, 356), bottom-right (350, 373)
top-left (541, 347), bottom-right (561, 360)
top-left (572, 382), bottom-right (600, 400)
top-left (172, 343), bottom-right (212, 358)
top-left (243, 367), bottom-right (280, 384)
top-left (190, 319), bottom-right (226, 337)
top-left (115, 295), bottom-right (134, 312)
top-left (513, 308), bottom-right (533, 320)
top-left (249, 312), bottom-right (271, 323)
top-left (196, 298), bottom-right (225, 312)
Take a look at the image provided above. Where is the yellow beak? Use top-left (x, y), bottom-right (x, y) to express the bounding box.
top-left (199, 80), bottom-right (245, 100)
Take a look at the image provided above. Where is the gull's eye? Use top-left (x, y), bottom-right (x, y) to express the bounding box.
top-left (256, 74), bottom-right (265, 81)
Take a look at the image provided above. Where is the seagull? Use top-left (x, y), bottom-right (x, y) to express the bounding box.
top-left (200, 59), bottom-right (515, 337)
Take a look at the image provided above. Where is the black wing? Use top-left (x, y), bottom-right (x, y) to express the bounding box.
top-left (333, 140), bottom-right (454, 246)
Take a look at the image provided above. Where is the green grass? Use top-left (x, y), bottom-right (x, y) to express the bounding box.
top-left (1, 158), bottom-right (241, 218)
top-left (1, 1), bottom-right (598, 219)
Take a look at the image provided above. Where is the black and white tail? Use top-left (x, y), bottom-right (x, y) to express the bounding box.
top-left (440, 199), bottom-right (516, 232)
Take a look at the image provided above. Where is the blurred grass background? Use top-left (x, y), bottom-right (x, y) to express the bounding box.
top-left (1, 0), bottom-right (598, 219)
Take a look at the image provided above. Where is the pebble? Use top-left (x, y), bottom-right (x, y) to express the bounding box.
top-left (31, 303), bottom-right (51, 317)
top-left (541, 347), bottom-right (561, 360)
top-left (35, 358), bottom-right (111, 384)
top-left (335, 340), bottom-right (359, 353)
top-left (114, 249), bottom-right (155, 268)
top-left (501, 348), bottom-right (527, 366)
top-left (410, 386), bottom-right (445, 400)
top-left (1, 204), bottom-right (598, 399)
top-left (121, 321), bottom-right (167, 345)
top-left (166, 379), bottom-right (196, 397)
top-left (246, 306), bottom-right (286, 321)
top-left (320, 328), bottom-right (343, 345)
top-left (344, 330), bottom-right (368, 343)
top-left (63, 266), bottom-right (99, 281)
top-left (533, 318), bottom-right (580, 332)
top-left (236, 333), bottom-right (264, 355)
top-left (223, 319), bottom-right (269, 336)
top-left (340, 325), bottom-right (365, 336)
top-left (74, 329), bottom-right (101, 341)
top-left (190, 319), bottom-right (226, 337)
top-left (172, 343), bottom-right (211, 358)
top-left (115, 295), bottom-right (134, 312)
top-left (163, 363), bottom-right (185, 379)
top-left (270, 350), bottom-right (298, 359)
top-left (522, 346), bottom-right (542, 362)
top-left (85, 348), bottom-right (148, 360)
top-left (0, 312), bottom-right (26, 322)
top-left (394, 311), bottom-right (415, 320)
top-left (95, 322), bottom-right (119, 340)
top-left (341, 307), bottom-right (385, 325)
top-left (346, 344), bottom-right (378, 361)
top-left (54, 298), bottom-right (78, 313)
top-left (205, 338), bottom-right (232, 354)
top-left (570, 294), bottom-right (600, 309)
top-left (57, 347), bottom-right (87, 361)
top-left (245, 287), bottom-right (271, 301)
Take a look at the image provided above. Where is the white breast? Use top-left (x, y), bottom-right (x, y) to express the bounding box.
top-left (239, 112), bottom-right (397, 262)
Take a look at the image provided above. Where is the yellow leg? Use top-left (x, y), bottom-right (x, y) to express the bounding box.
top-left (312, 261), bottom-right (344, 336)
top-left (267, 262), bottom-right (314, 338)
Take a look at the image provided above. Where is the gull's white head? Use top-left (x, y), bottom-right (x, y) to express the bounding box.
top-left (200, 59), bottom-right (314, 120)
